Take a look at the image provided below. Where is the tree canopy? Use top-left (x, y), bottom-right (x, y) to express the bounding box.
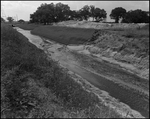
top-left (30, 3), bottom-right (107, 24)
top-left (7, 17), bottom-right (14, 23)
top-left (122, 9), bottom-right (149, 23)
top-left (93, 8), bottom-right (107, 22)
top-left (30, 3), bottom-right (71, 24)
top-left (79, 5), bottom-right (90, 20)
top-left (18, 19), bottom-right (25, 23)
top-left (30, 2), bottom-right (148, 24)
top-left (1, 17), bottom-right (5, 22)
top-left (110, 7), bottom-right (126, 23)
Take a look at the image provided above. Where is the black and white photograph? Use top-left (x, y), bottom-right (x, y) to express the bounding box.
top-left (1, 1), bottom-right (149, 118)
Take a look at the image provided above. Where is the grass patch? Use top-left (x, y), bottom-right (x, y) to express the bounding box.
top-left (31, 25), bottom-right (95, 45)
top-left (1, 23), bottom-right (121, 118)
top-left (120, 29), bottom-right (149, 38)
top-left (15, 23), bottom-right (42, 30)
top-left (105, 25), bottom-right (149, 39)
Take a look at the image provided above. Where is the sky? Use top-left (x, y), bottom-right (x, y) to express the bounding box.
top-left (1, 1), bottom-right (149, 22)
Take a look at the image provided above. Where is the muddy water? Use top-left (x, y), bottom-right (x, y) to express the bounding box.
top-left (14, 27), bottom-right (149, 118)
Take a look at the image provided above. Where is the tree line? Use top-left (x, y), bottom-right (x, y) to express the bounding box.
top-left (29, 3), bottom-right (107, 24)
top-left (1, 2), bottom-right (149, 24)
top-left (30, 3), bottom-right (149, 24)
top-left (110, 7), bottom-right (149, 23)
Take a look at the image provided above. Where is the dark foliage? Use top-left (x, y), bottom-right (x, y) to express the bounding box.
top-left (122, 9), bottom-right (149, 23)
top-left (110, 7), bottom-right (126, 23)
top-left (30, 3), bottom-right (107, 24)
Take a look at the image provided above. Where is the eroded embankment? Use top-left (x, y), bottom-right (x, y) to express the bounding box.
top-left (29, 23), bottom-right (149, 80)
top-left (14, 27), bottom-right (149, 118)
top-left (67, 45), bottom-right (149, 93)
top-left (54, 21), bottom-right (149, 80)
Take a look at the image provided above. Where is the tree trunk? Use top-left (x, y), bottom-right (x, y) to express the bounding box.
top-left (115, 17), bottom-right (119, 23)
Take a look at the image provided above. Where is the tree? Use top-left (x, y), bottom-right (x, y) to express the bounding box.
top-left (74, 10), bottom-right (83, 21)
top-left (18, 19), bottom-right (25, 23)
top-left (30, 2), bottom-right (71, 24)
top-left (1, 17), bottom-right (5, 22)
top-left (79, 5), bottom-right (90, 20)
top-left (122, 9), bottom-right (149, 23)
top-left (110, 7), bottom-right (126, 23)
top-left (7, 17), bottom-right (14, 22)
top-left (30, 12), bottom-right (39, 23)
top-left (29, 3), bottom-right (107, 23)
top-left (69, 10), bottom-right (79, 20)
top-left (30, 3), bottom-right (55, 24)
top-left (93, 8), bottom-right (107, 22)
top-left (89, 5), bottom-right (95, 21)
top-left (55, 2), bottom-right (71, 22)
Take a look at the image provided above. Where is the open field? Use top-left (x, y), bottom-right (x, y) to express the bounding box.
top-left (1, 23), bottom-right (123, 118)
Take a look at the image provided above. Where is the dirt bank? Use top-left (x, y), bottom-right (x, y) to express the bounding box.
top-left (45, 21), bottom-right (149, 80)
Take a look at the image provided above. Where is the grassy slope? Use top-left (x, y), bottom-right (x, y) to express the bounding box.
top-left (15, 23), bottom-right (42, 30)
top-left (105, 24), bottom-right (149, 39)
top-left (14, 23), bottom-right (95, 45)
top-left (16, 23), bottom-right (149, 47)
top-left (31, 25), bottom-right (95, 45)
top-left (90, 27), bottom-right (149, 58)
top-left (1, 24), bottom-right (121, 118)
